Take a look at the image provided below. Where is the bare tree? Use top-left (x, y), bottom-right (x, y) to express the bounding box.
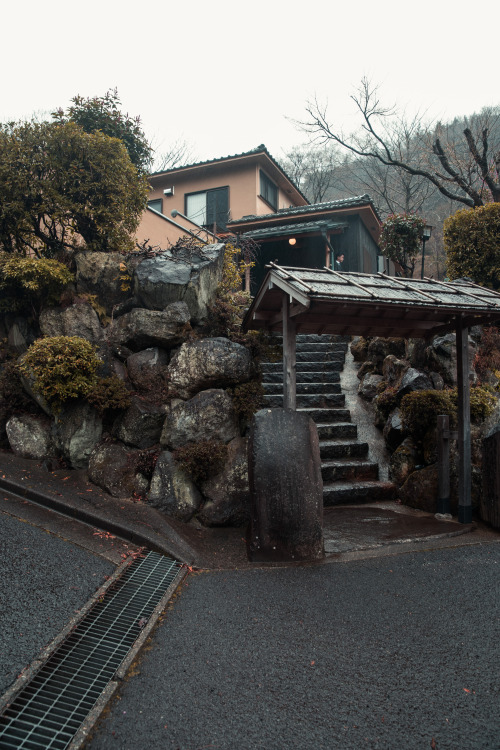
top-left (280, 143), bottom-right (341, 203)
top-left (151, 137), bottom-right (195, 173)
top-left (301, 78), bottom-right (500, 207)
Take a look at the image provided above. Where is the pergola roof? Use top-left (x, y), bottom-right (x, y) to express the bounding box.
top-left (243, 264), bottom-right (500, 339)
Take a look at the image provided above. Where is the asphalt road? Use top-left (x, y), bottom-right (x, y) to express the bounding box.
top-left (0, 498), bottom-right (115, 695)
top-left (87, 543), bottom-right (500, 750)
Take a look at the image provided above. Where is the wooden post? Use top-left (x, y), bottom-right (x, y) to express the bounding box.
top-left (456, 317), bottom-right (472, 523)
top-left (437, 415), bottom-right (451, 515)
top-left (282, 293), bottom-right (296, 410)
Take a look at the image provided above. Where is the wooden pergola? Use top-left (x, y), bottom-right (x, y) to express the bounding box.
top-left (243, 264), bottom-right (500, 524)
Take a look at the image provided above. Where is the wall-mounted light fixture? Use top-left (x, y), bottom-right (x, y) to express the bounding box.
top-left (163, 187), bottom-right (174, 196)
top-left (288, 238), bottom-right (296, 246)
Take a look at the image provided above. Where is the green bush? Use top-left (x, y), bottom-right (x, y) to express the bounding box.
top-left (400, 386), bottom-right (497, 440)
top-left (18, 336), bottom-right (101, 409)
top-left (374, 386), bottom-right (398, 420)
top-left (445, 203), bottom-right (500, 289)
top-left (0, 253), bottom-right (74, 313)
top-left (173, 440), bottom-right (228, 483)
top-left (400, 390), bottom-right (456, 440)
top-left (86, 375), bottom-right (131, 414)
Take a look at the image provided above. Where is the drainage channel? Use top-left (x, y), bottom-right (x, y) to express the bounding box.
top-left (0, 550), bottom-right (184, 750)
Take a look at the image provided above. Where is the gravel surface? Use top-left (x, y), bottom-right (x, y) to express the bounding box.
top-left (0, 510), bottom-right (114, 694)
top-left (88, 543), bottom-right (500, 750)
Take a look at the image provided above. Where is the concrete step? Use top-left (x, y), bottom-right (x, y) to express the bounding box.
top-left (319, 439), bottom-right (369, 460)
top-left (264, 393), bottom-right (345, 409)
top-left (321, 459), bottom-right (379, 483)
top-left (262, 371), bottom-right (341, 384)
top-left (263, 382), bottom-right (342, 396)
top-left (298, 407), bottom-right (352, 423)
top-left (261, 361), bottom-right (344, 373)
top-left (316, 423), bottom-right (358, 440)
top-left (295, 343), bottom-right (348, 353)
top-left (322, 480), bottom-right (398, 506)
top-left (296, 351), bottom-right (345, 363)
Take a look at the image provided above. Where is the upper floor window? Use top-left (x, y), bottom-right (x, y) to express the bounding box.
top-left (148, 198), bottom-right (163, 213)
top-left (185, 186), bottom-right (229, 230)
top-left (259, 170), bottom-right (278, 211)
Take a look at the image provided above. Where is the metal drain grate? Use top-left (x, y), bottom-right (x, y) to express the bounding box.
top-left (0, 551), bottom-right (183, 750)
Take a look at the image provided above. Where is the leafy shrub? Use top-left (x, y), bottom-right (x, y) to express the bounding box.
top-left (206, 243), bottom-right (253, 341)
top-left (473, 326), bottom-right (500, 383)
top-left (379, 214), bottom-right (426, 278)
top-left (229, 379), bottom-right (265, 420)
top-left (0, 253), bottom-right (74, 314)
top-left (374, 386), bottom-right (398, 420)
top-left (86, 375), bottom-right (131, 414)
top-left (173, 440), bottom-right (228, 483)
top-left (400, 390), bottom-right (456, 440)
top-left (401, 386), bottom-right (497, 440)
top-left (445, 203), bottom-right (500, 289)
top-left (18, 336), bottom-right (101, 409)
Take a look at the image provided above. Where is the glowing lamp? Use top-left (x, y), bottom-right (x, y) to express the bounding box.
top-left (288, 238), bottom-right (296, 246)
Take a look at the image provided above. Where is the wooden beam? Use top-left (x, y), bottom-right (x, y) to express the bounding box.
top-left (282, 294), bottom-right (297, 410)
top-left (456, 317), bottom-right (472, 523)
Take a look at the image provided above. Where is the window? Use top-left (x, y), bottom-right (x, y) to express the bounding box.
top-left (147, 198), bottom-right (163, 213)
top-left (185, 186), bottom-right (229, 230)
top-left (259, 170), bottom-right (278, 211)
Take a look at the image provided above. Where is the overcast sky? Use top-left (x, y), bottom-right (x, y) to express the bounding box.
top-left (2, 0), bottom-right (498, 166)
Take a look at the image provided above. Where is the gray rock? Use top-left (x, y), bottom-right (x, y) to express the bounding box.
top-left (134, 243), bottom-right (225, 323)
top-left (367, 337), bottom-right (405, 373)
top-left (358, 373), bottom-right (384, 400)
top-left (397, 367), bottom-right (433, 398)
top-left (382, 355), bottom-right (408, 387)
top-left (390, 437), bottom-right (419, 485)
top-left (88, 442), bottom-right (144, 498)
top-left (109, 302), bottom-right (190, 351)
top-left (7, 317), bottom-right (30, 353)
top-left (147, 451), bottom-right (202, 522)
top-left (112, 396), bottom-right (167, 448)
top-left (383, 408), bottom-right (405, 451)
top-left (426, 333), bottom-right (477, 386)
top-left (168, 337), bottom-right (252, 399)
top-left (198, 437), bottom-right (250, 527)
top-left (161, 389), bottom-right (239, 449)
top-left (248, 408), bottom-right (323, 562)
top-left (75, 251), bottom-right (136, 315)
top-left (126, 348), bottom-right (169, 389)
top-left (53, 401), bottom-right (102, 469)
top-left (6, 414), bottom-right (54, 459)
top-left (39, 302), bottom-right (103, 344)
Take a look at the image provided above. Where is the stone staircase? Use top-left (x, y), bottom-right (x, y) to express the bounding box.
top-left (261, 334), bottom-right (396, 506)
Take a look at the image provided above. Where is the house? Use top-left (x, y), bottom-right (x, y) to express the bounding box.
top-left (136, 145), bottom-right (385, 291)
top-left (137, 145), bottom-right (308, 248)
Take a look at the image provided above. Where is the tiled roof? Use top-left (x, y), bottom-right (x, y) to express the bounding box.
top-left (243, 265), bottom-right (500, 339)
top-left (230, 195), bottom-right (380, 225)
top-left (149, 144), bottom-right (308, 204)
top-left (243, 220), bottom-right (348, 239)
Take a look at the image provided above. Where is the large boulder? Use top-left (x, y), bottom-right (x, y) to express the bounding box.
top-left (161, 389), bottom-right (239, 449)
top-left (6, 414), bottom-right (54, 460)
top-left (112, 396), bottom-right (167, 448)
top-left (367, 337), bottom-right (405, 373)
top-left (109, 301), bottom-right (191, 351)
top-left (358, 373), bottom-right (383, 400)
top-left (75, 251), bottom-right (135, 316)
top-left (398, 464), bottom-right (441, 513)
top-left (248, 409), bottom-right (323, 562)
top-left (382, 355), bottom-right (408, 387)
top-left (198, 437), bottom-right (250, 527)
top-left (396, 367), bottom-right (433, 399)
top-left (39, 302), bottom-right (103, 344)
top-left (147, 450), bottom-right (202, 522)
top-left (53, 401), bottom-right (102, 469)
top-left (88, 441), bottom-right (144, 497)
top-left (134, 243), bottom-right (225, 323)
top-left (383, 408), bottom-right (405, 451)
top-left (167, 338), bottom-right (252, 399)
top-left (126, 348), bottom-right (169, 389)
top-left (425, 333), bottom-right (477, 386)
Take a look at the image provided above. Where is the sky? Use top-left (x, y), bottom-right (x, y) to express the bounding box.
top-left (2, 0), bottom-right (498, 167)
